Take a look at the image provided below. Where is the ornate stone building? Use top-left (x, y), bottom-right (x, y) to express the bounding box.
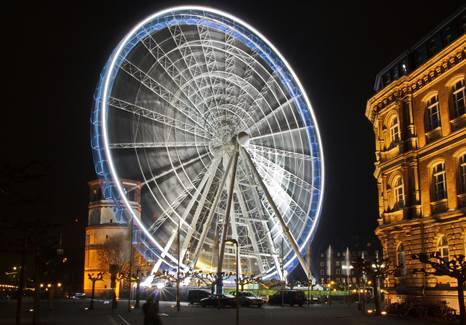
top-left (83, 179), bottom-right (145, 297)
top-left (365, 8), bottom-right (466, 310)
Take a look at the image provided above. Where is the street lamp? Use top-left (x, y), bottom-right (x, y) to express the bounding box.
top-left (225, 239), bottom-right (239, 325)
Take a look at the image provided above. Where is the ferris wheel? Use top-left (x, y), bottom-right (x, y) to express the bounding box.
top-left (91, 6), bottom-right (324, 280)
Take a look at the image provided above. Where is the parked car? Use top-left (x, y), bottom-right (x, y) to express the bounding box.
top-left (200, 294), bottom-right (237, 308)
top-left (70, 292), bottom-right (86, 300)
top-left (234, 291), bottom-right (264, 307)
top-left (268, 290), bottom-right (306, 306)
top-left (188, 289), bottom-right (211, 304)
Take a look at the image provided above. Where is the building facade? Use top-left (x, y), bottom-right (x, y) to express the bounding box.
top-left (83, 179), bottom-right (143, 297)
top-left (317, 243), bottom-right (377, 288)
top-left (366, 8), bottom-right (466, 310)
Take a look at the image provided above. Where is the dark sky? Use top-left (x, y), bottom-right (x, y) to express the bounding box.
top-left (3, 1), bottom-right (464, 270)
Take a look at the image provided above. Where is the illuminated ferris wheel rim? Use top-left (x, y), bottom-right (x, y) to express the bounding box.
top-left (94, 5), bottom-right (325, 279)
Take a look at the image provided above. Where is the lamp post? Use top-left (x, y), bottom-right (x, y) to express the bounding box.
top-left (226, 239), bottom-right (239, 325)
top-left (128, 218), bottom-right (133, 312)
top-left (134, 269), bottom-right (141, 308)
top-left (176, 216), bottom-right (181, 311)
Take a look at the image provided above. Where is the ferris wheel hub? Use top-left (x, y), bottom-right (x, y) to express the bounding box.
top-left (237, 131), bottom-right (250, 147)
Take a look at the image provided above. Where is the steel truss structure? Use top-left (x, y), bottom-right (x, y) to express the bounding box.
top-left (91, 6), bottom-right (324, 280)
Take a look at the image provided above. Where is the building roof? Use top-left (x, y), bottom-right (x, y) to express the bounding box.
top-left (373, 5), bottom-right (465, 92)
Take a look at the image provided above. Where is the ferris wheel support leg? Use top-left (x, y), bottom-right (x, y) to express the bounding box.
top-left (240, 147), bottom-right (310, 280)
top-left (216, 148), bottom-right (239, 295)
top-left (180, 157), bottom-right (222, 263)
top-left (191, 154), bottom-right (236, 270)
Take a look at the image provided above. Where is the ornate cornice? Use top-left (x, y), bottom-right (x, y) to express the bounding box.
top-left (366, 34), bottom-right (466, 123)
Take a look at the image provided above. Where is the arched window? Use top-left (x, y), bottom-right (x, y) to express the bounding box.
top-left (452, 79), bottom-right (465, 118)
top-left (393, 176), bottom-right (405, 209)
top-left (459, 153), bottom-right (466, 194)
top-left (389, 115), bottom-right (400, 144)
top-left (432, 162), bottom-right (447, 201)
top-left (425, 95), bottom-right (441, 132)
top-left (396, 243), bottom-right (406, 275)
top-left (437, 236), bottom-right (449, 260)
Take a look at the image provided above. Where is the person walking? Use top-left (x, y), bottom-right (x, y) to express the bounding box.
top-left (143, 296), bottom-right (162, 325)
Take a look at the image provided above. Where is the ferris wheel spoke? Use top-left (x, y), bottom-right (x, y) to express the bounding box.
top-left (141, 151), bottom-right (211, 188)
top-left (254, 162), bottom-right (308, 225)
top-left (238, 160), bottom-right (280, 274)
top-left (196, 24), bottom-right (224, 115)
top-left (248, 148), bottom-right (319, 194)
top-left (180, 156), bottom-right (222, 263)
top-left (164, 41), bottom-right (275, 130)
top-left (140, 33), bottom-right (215, 129)
top-left (109, 141), bottom-right (210, 149)
top-left (109, 97), bottom-right (212, 140)
top-left (240, 147), bottom-right (310, 278)
top-left (119, 58), bottom-right (212, 133)
top-left (151, 156), bottom-right (222, 274)
top-left (235, 182), bottom-right (266, 274)
top-left (245, 95), bottom-right (300, 134)
top-left (249, 126), bottom-right (311, 142)
top-left (191, 153), bottom-right (236, 269)
top-left (168, 25), bottom-right (218, 116)
top-left (148, 163), bottom-right (210, 233)
top-left (248, 144), bottom-right (316, 161)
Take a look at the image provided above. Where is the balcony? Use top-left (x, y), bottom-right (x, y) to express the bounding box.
top-left (382, 208), bottom-right (404, 224)
top-left (380, 142), bottom-right (401, 161)
top-left (458, 193), bottom-right (466, 208)
top-left (450, 112), bottom-right (466, 132)
top-left (425, 127), bottom-right (442, 144)
top-left (430, 198), bottom-right (448, 214)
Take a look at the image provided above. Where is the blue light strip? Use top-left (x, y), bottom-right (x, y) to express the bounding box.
top-left (91, 8), bottom-right (323, 279)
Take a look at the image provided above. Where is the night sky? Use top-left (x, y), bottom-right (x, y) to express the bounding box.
top-left (3, 1), bottom-right (464, 272)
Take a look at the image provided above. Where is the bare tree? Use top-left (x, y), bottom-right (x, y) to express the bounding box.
top-left (412, 252), bottom-right (466, 325)
top-left (352, 256), bottom-right (396, 316)
top-left (98, 233), bottom-right (130, 307)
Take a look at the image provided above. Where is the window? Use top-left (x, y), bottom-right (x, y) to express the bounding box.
top-left (460, 154), bottom-right (466, 194)
top-left (393, 176), bottom-right (405, 209)
top-left (452, 80), bottom-right (465, 118)
top-left (396, 243), bottom-right (406, 276)
top-left (432, 162), bottom-right (447, 201)
top-left (437, 236), bottom-right (449, 260)
top-left (425, 95), bottom-right (441, 131)
top-left (389, 115), bottom-right (401, 144)
top-left (89, 209), bottom-right (101, 225)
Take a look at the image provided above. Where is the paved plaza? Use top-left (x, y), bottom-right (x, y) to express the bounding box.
top-left (1, 299), bottom-right (454, 325)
